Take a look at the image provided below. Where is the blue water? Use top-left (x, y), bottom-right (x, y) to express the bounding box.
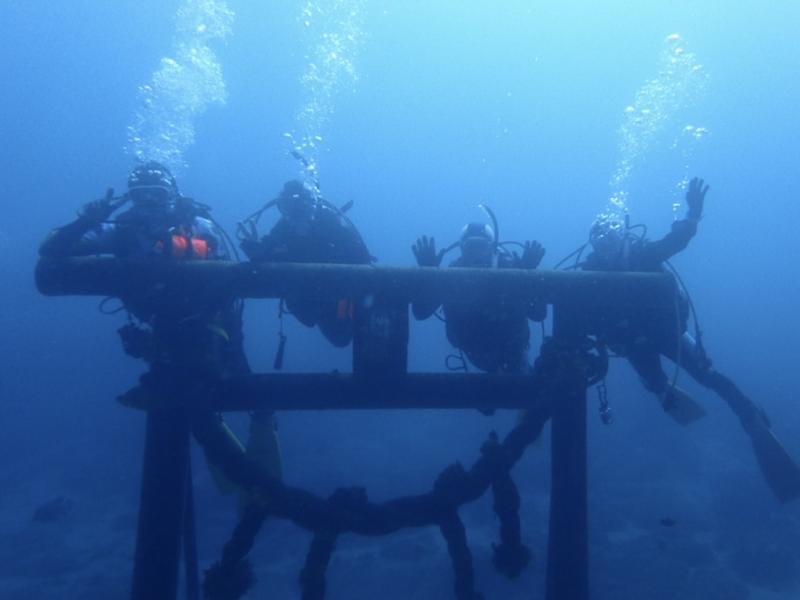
top-left (1, 1), bottom-right (799, 598)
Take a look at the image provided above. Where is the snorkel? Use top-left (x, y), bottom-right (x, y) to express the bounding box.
top-left (620, 214), bottom-right (632, 270)
top-left (478, 203), bottom-right (500, 250)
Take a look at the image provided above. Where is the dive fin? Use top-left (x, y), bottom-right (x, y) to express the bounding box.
top-left (660, 386), bottom-right (707, 426)
top-left (746, 416), bottom-right (800, 503)
top-left (205, 421), bottom-right (246, 496)
top-left (244, 412), bottom-right (283, 481)
top-left (239, 411), bottom-right (283, 511)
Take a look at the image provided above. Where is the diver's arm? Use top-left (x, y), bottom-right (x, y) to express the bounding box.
top-left (39, 216), bottom-right (116, 257)
top-left (410, 252), bottom-right (442, 318)
top-left (411, 235), bottom-right (443, 320)
top-left (641, 217), bottom-right (698, 265)
top-left (39, 190), bottom-right (121, 257)
top-left (244, 221), bottom-right (291, 262)
top-left (39, 218), bottom-right (99, 257)
top-left (641, 177), bottom-right (707, 265)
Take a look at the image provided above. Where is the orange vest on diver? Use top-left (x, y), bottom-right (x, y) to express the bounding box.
top-left (153, 229), bottom-right (210, 259)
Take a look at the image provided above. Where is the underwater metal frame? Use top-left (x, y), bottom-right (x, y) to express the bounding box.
top-left (36, 258), bottom-right (677, 600)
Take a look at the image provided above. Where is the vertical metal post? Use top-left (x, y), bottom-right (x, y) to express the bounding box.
top-left (546, 304), bottom-right (589, 600)
top-left (131, 407), bottom-right (190, 600)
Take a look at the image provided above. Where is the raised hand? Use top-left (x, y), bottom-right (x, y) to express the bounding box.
top-left (78, 188), bottom-right (117, 223)
top-left (686, 177), bottom-right (709, 220)
top-left (519, 240), bottom-right (546, 269)
top-left (412, 235), bottom-right (442, 267)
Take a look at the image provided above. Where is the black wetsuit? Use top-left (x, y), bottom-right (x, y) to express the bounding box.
top-left (243, 203), bottom-right (371, 347)
top-left (40, 199), bottom-right (284, 501)
top-left (414, 253), bottom-right (547, 374)
top-left (40, 202), bottom-right (249, 376)
top-left (582, 218), bottom-right (760, 426)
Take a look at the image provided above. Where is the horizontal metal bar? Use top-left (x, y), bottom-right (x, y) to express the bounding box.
top-left (118, 373), bottom-right (548, 412)
top-left (36, 258), bottom-right (676, 309)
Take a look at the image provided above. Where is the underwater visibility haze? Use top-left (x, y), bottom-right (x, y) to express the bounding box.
top-left (1, 1), bottom-right (800, 598)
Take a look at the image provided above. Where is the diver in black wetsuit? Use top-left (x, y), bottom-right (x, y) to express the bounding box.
top-left (40, 161), bottom-right (246, 367)
top-left (411, 219), bottom-right (547, 375)
top-left (240, 179), bottom-right (372, 348)
top-left (582, 176), bottom-right (800, 502)
top-left (39, 161), bottom-right (282, 488)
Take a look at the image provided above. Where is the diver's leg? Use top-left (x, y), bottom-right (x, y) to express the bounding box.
top-left (625, 345), bottom-right (668, 394)
top-left (285, 297), bottom-right (319, 328)
top-left (626, 343), bottom-right (706, 425)
top-left (190, 412), bottom-right (278, 492)
top-left (199, 415), bottom-right (249, 496)
top-left (190, 411), bottom-right (277, 598)
top-left (245, 411), bottom-right (283, 481)
top-left (667, 334), bottom-right (757, 422)
top-left (239, 410), bottom-right (282, 513)
top-left (229, 333), bottom-right (283, 481)
top-left (191, 411), bottom-right (281, 497)
top-left (668, 333), bottom-right (800, 502)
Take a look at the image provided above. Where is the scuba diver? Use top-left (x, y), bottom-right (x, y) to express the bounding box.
top-left (580, 176), bottom-right (800, 502)
top-left (239, 179), bottom-right (372, 351)
top-left (39, 161), bottom-right (282, 493)
top-left (411, 207), bottom-right (547, 375)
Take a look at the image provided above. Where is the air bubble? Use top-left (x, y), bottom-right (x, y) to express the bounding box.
top-left (126, 0), bottom-right (233, 173)
top-left (605, 34), bottom-right (708, 221)
top-left (287, 1), bottom-right (366, 188)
